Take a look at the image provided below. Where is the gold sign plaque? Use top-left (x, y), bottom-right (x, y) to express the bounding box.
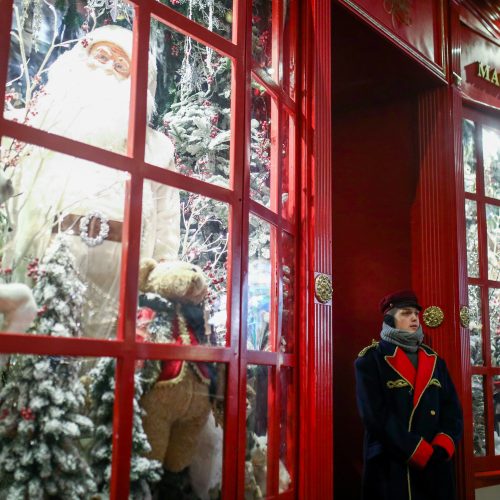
top-left (460, 306), bottom-right (470, 329)
top-left (423, 306), bottom-right (444, 328)
top-left (315, 274), bottom-right (332, 304)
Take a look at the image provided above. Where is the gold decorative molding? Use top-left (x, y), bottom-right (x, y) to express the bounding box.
top-left (460, 306), bottom-right (470, 329)
top-left (314, 274), bottom-right (332, 304)
top-left (423, 306), bottom-right (444, 328)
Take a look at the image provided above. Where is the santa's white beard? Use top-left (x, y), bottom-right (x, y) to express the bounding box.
top-left (31, 52), bottom-right (155, 153)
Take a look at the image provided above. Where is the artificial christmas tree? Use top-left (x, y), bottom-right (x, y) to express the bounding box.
top-left (0, 236), bottom-right (96, 498)
top-left (87, 357), bottom-right (163, 499)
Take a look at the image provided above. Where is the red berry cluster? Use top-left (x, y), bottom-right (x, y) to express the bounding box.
top-left (27, 258), bottom-right (39, 281)
top-left (196, 157), bottom-right (210, 177)
top-left (258, 30), bottom-right (270, 48)
top-left (4, 92), bottom-right (17, 103)
top-left (20, 407), bottom-right (35, 421)
top-left (37, 305), bottom-right (48, 317)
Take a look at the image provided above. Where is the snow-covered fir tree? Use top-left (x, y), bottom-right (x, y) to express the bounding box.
top-left (0, 236), bottom-right (96, 498)
top-left (88, 357), bottom-right (163, 499)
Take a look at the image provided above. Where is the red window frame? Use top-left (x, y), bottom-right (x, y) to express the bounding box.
top-left (0, 0), bottom-right (308, 498)
top-left (463, 106), bottom-right (500, 476)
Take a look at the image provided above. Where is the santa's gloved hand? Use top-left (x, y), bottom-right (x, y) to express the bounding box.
top-left (427, 445), bottom-right (448, 467)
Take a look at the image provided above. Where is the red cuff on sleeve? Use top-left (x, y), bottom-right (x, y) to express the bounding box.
top-left (408, 438), bottom-right (434, 469)
top-left (432, 433), bottom-right (455, 459)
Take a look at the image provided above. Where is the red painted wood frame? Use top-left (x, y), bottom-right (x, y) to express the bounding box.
top-left (462, 106), bottom-right (500, 480)
top-left (0, 0), bottom-right (331, 497)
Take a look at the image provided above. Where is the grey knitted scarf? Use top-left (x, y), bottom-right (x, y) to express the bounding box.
top-left (380, 322), bottom-right (424, 353)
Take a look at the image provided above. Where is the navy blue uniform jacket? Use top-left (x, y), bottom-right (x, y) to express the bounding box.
top-left (354, 340), bottom-right (463, 500)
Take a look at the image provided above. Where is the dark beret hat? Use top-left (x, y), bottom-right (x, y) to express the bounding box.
top-left (379, 289), bottom-right (422, 314)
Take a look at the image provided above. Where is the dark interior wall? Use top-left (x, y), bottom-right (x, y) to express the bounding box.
top-left (330, 4), bottom-right (446, 498)
top-left (332, 98), bottom-right (419, 499)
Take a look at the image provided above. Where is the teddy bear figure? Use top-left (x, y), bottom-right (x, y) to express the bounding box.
top-left (138, 258), bottom-right (214, 473)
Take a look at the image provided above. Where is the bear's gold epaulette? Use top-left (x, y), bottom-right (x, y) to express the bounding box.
top-left (358, 339), bottom-right (379, 357)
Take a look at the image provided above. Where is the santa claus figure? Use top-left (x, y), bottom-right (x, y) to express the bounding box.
top-left (3, 25), bottom-right (180, 338)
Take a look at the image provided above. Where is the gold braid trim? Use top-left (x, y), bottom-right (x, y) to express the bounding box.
top-left (358, 339), bottom-right (379, 357)
top-left (154, 360), bottom-right (191, 387)
top-left (429, 378), bottom-right (442, 388)
top-left (386, 379), bottom-right (410, 389)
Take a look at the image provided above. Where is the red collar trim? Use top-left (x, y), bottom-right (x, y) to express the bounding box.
top-left (413, 348), bottom-right (437, 407)
top-left (384, 347), bottom-right (416, 388)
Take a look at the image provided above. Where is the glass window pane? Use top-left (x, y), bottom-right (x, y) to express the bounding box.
top-left (486, 204), bottom-right (500, 281)
top-left (252, 0), bottom-right (274, 78)
top-left (88, 357), bottom-right (165, 497)
top-left (483, 126), bottom-right (500, 200)
top-left (139, 360), bottom-right (226, 497)
top-left (281, 231), bottom-right (295, 354)
top-left (465, 199), bottom-right (479, 278)
top-left (462, 119), bottom-right (477, 193)
top-left (281, 111), bottom-right (296, 223)
top-left (0, 355), bottom-right (114, 497)
top-left (4, 2), bottom-right (135, 154)
top-left (248, 216), bottom-right (275, 351)
top-left (246, 364), bottom-right (271, 498)
top-left (489, 288), bottom-right (500, 367)
top-left (279, 367), bottom-right (294, 493)
top-left (469, 285), bottom-right (483, 366)
top-left (0, 138), bottom-right (127, 339)
top-left (138, 182), bottom-right (229, 347)
top-left (494, 375), bottom-right (500, 456)
top-left (148, 21), bottom-right (232, 188)
top-left (250, 81), bottom-right (275, 209)
top-left (154, 0), bottom-right (233, 39)
top-left (472, 375), bottom-right (486, 456)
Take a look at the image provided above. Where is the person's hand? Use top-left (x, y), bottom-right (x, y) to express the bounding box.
top-left (427, 445), bottom-right (448, 467)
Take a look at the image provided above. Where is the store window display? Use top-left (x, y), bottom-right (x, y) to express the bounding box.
top-left (0, 0), bottom-right (233, 497)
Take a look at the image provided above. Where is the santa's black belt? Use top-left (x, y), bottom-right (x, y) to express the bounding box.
top-left (52, 212), bottom-right (122, 245)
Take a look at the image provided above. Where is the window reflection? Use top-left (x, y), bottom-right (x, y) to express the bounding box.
top-left (472, 375), bottom-right (486, 456)
top-left (462, 119), bottom-right (477, 193)
top-left (483, 126), bottom-right (500, 200)
top-left (246, 365), bottom-right (270, 498)
top-left (248, 216), bottom-right (273, 351)
top-left (468, 285), bottom-right (483, 366)
top-left (494, 375), bottom-right (500, 455)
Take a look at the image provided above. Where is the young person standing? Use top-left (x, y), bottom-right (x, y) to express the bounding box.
top-left (355, 290), bottom-right (463, 500)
